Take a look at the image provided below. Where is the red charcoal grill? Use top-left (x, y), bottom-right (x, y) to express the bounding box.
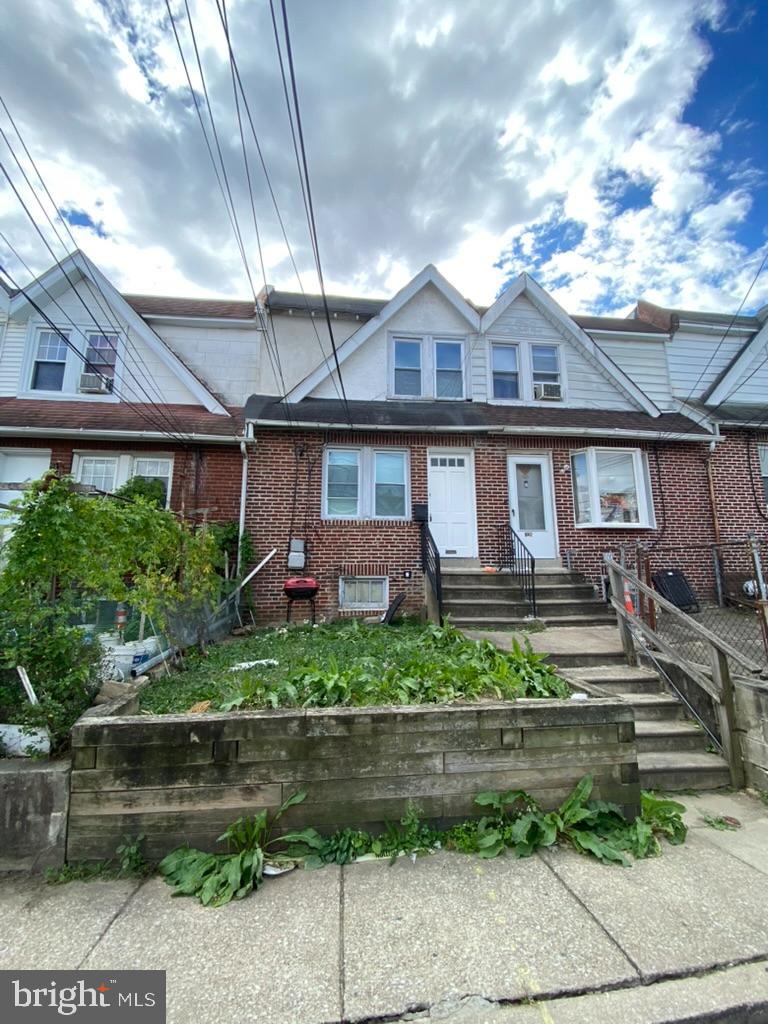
top-left (284, 576), bottom-right (319, 624)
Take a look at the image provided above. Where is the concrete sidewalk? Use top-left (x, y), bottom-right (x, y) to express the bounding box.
top-left (2, 791), bottom-right (767, 1024)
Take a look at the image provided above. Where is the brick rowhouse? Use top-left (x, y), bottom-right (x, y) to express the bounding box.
top-left (246, 428), bottom-right (724, 622)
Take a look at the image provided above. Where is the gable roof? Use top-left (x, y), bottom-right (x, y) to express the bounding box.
top-left (702, 318), bottom-right (768, 407)
top-left (284, 264), bottom-right (481, 403)
top-left (481, 273), bottom-right (661, 416)
top-left (8, 252), bottom-right (228, 415)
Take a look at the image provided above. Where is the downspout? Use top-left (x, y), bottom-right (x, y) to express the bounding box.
top-left (705, 439), bottom-right (721, 545)
top-left (236, 423), bottom-right (254, 575)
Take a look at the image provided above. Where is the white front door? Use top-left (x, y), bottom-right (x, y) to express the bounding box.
top-left (507, 455), bottom-right (557, 559)
top-left (427, 450), bottom-right (477, 558)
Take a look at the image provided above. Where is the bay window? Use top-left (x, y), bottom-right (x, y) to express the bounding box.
top-left (324, 447), bottom-right (409, 520)
top-left (570, 448), bottom-right (654, 528)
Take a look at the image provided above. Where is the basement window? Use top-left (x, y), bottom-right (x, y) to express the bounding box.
top-left (570, 448), bottom-right (654, 528)
top-left (339, 576), bottom-right (389, 611)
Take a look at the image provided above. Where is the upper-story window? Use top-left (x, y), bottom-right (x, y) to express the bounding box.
top-left (390, 334), bottom-right (465, 400)
top-left (27, 326), bottom-right (119, 396)
top-left (490, 341), bottom-right (564, 402)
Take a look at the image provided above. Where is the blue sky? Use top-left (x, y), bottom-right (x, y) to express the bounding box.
top-left (0, 0), bottom-right (766, 315)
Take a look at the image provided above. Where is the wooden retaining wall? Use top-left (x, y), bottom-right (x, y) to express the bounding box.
top-left (67, 699), bottom-right (640, 861)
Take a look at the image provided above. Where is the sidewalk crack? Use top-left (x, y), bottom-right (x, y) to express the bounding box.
top-left (75, 878), bottom-right (147, 969)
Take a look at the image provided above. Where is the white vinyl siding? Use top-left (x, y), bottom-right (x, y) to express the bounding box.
top-left (570, 448), bottom-right (654, 528)
top-left (665, 330), bottom-right (744, 399)
top-left (598, 338), bottom-right (674, 409)
top-left (323, 447), bottom-right (410, 521)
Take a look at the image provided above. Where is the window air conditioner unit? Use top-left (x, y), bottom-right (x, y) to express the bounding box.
top-left (534, 382), bottom-right (562, 401)
top-left (79, 373), bottom-right (113, 394)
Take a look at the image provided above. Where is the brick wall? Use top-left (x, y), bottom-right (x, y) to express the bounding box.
top-left (710, 429), bottom-right (768, 540)
top-left (0, 436), bottom-right (242, 521)
top-left (246, 428), bottom-right (721, 621)
top-left (67, 698), bottom-right (640, 861)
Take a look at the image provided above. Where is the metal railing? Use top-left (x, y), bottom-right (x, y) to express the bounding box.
top-left (605, 555), bottom-right (766, 789)
top-left (497, 524), bottom-right (537, 617)
top-left (420, 522), bottom-right (443, 621)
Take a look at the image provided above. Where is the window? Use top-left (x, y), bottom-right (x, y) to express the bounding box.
top-left (760, 445), bottom-right (768, 504)
top-left (390, 334), bottom-right (465, 399)
top-left (339, 576), bottom-right (389, 610)
top-left (531, 345), bottom-right (561, 400)
top-left (393, 339), bottom-right (422, 396)
top-left (84, 333), bottom-right (118, 381)
top-left (77, 456), bottom-right (118, 493)
top-left (73, 453), bottom-right (174, 505)
top-left (132, 458), bottom-right (173, 503)
top-left (435, 340), bottom-right (463, 398)
top-left (0, 450), bottom-right (51, 540)
top-left (32, 330), bottom-right (69, 391)
top-left (570, 448), bottom-right (654, 528)
top-left (324, 447), bottom-right (409, 520)
top-left (491, 343), bottom-right (519, 399)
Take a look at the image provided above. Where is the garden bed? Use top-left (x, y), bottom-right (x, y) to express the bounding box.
top-left (139, 620), bottom-right (571, 715)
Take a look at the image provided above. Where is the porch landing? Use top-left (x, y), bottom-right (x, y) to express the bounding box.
top-left (465, 625), bottom-right (732, 793)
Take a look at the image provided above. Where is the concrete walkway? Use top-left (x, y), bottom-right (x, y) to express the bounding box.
top-left (2, 790), bottom-right (768, 1024)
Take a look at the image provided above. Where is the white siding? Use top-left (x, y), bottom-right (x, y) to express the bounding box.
top-left (666, 330), bottom-right (745, 398)
top-left (0, 320), bottom-right (26, 396)
top-left (486, 295), bottom-right (634, 410)
top-left (310, 282), bottom-right (474, 401)
top-left (726, 336), bottom-right (768, 404)
top-left (599, 338), bottom-right (674, 410)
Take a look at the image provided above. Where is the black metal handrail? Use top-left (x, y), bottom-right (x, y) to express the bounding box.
top-left (420, 521), bottom-right (443, 620)
top-left (497, 524), bottom-right (537, 617)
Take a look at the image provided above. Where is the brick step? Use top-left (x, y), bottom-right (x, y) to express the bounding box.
top-left (634, 720), bottom-right (709, 753)
top-left (565, 665), bottom-right (662, 694)
top-left (637, 751), bottom-right (731, 791)
top-left (617, 692), bottom-right (687, 721)
top-left (443, 598), bottom-right (609, 618)
top-left (441, 583), bottom-right (598, 601)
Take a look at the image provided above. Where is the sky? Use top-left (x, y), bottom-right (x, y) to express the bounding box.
top-left (0, 0), bottom-right (766, 315)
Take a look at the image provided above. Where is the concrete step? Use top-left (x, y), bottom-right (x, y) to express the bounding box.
top-left (443, 598), bottom-right (610, 618)
top-left (441, 583), bottom-right (598, 601)
top-left (637, 751), bottom-right (731, 791)
top-left (618, 692), bottom-right (687, 721)
top-left (440, 570), bottom-right (588, 587)
top-left (450, 615), bottom-right (618, 635)
top-left (565, 665), bottom-right (662, 694)
top-left (634, 719), bottom-right (709, 753)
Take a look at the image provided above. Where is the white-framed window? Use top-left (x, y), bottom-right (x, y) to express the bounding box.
top-left (73, 452), bottom-right (174, 506)
top-left (390, 333), bottom-right (465, 400)
top-left (570, 448), bottom-right (654, 528)
top-left (339, 575), bottom-right (389, 611)
top-left (531, 344), bottom-right (562, 400)
top-left (393, 338), bottom-right (422, 397)
top-left (0, 449), bottom-right (52, 540)
top-left (25, 324), bottom-right (121, 399)
top-left (323, 447), bottom-right (410, 520)
top-left (488, 339), bottom-right (565, 403)
top-left (491, 343), bottom-right (519, 399)
top-left (31, 330), bottom-right (69, 391)
top-left (759, 444), bottom-right (768, 504)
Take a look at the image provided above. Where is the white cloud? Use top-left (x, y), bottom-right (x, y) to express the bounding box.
top-left (0, 0), bottom-right (765, 316)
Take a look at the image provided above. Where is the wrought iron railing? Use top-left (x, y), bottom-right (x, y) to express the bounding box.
top-left (420, 522), bottom-right (443, 621)
top-left (497, 524), bottom-right (537, 617)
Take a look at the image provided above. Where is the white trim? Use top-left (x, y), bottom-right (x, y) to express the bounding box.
top-left (703, 320), bottom-right (768, 406)
top-left (388, 332), bottom-right (468, 400)
top-left (72, 449), bottom-right (175, 507)
top-left (570, 446), bottom-right (655, 529)
top-left (427, 446), bottom-right (479, 558)
top-left (9, 252), bottom-right (228, 415)
top-left (0, 426), bottom-right (240, 443)
top-left (322, 445), bottom-right (411, 521)
top-left (487, 337), bottom-right (568, 404)
top-left (480, 273), bottom-right (661, 417)
top-left (285, 264), bottom-right (481, 403)
top-left (338, 575), bottom-right (390, 611)
top-left (507, 451), bottom-right (558, 558)
top-left (20, 320), bottom-right (123, 402)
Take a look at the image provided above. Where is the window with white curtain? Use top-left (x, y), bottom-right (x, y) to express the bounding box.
top-left (570, 448), bottom-right (654, 527)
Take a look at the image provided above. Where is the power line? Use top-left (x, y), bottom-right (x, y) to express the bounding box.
top-left (0, 102), bottom-right (199, 441)
top-left (277, 0), bottom-right (352, 424)
top-left (211, 0), bottom-right (344, 406)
